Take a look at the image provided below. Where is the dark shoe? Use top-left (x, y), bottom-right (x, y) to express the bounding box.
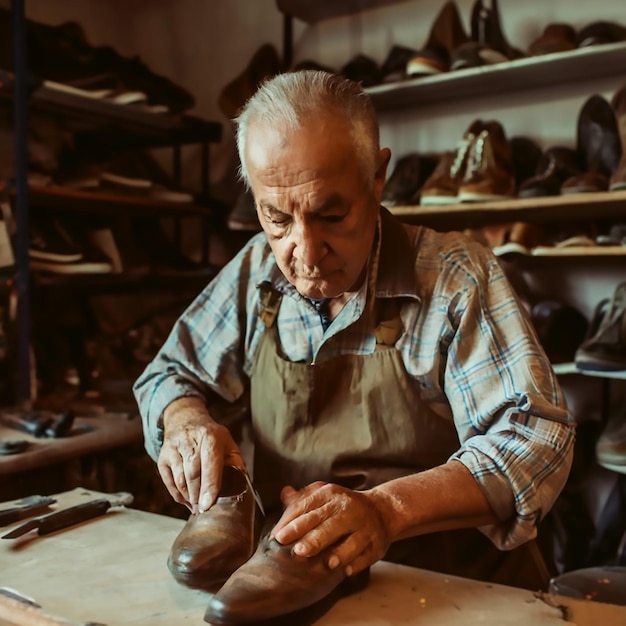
top-left (596, 408), bottom-right (626, 474)
top-left (407, 1), bottom-right (471, 76)
top-left (574, 282), bottom-right (626, 373)
top-left (576, 21), bottom-right (626, 48)
top-left (576, 94), bottom-right (621, 180)
top-left (457, 120), bottom-right (516, 201)
top-left (420, 119), bottom-right (484, 205)
top-left (518, 146), bottom-right (582, 198)
top-left (530, 300), bottom-right (588, 364)
top-left (471, 0), bottom-right (524, 60)
top-left (379, 45), bottom-right (418, 83)
top-left (168, 465), bottom-right (262, 590)
top-left (509, 136), bottom-right (543, 190)
top-left (205, 533), bottom-right (370, 624)
top-left (449, 41), bottom-right (508, 71)
top-left (219, 44), bottom-right (281, 118)
top-left (609, 84), bottom-right (626, 190)
top-left (528, 23), bottom-right (577, 56)
top-left (340, 54), bottom-right (381, 87)
top-left (382, 152), bottom-right (438, 206)
top-left (560, 169), bottom-right (609, 194)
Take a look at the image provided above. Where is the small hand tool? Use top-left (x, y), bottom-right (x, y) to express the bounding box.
top-left (1, 492), bottom-right (134, 539)
top-left (0, 494), bottom-right (56, 527)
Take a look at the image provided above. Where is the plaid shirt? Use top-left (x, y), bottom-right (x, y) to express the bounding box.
top-left (134, 208), bottom-right (574, 550)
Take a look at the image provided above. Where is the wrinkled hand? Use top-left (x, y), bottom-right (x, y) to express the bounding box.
top-left (270, 482), bottom-right (392, 577)
top-left (157, 399), bottom-right (244, 514)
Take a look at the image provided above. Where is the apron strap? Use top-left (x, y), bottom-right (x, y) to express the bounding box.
top-left (258, 282), bottom-right (283, 328)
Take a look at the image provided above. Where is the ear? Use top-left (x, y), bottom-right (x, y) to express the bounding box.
top-left (373, 148), bottom-right (392, 205)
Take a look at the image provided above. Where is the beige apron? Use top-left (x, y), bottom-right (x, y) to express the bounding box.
top-left (248, 286), bottom-right (551, 590)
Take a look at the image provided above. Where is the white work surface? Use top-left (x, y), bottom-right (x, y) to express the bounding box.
top-left (0, 488), bottom-right (623, 626)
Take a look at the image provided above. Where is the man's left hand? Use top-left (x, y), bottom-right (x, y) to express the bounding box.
top-left (270, 481), bottom-right (392, 576)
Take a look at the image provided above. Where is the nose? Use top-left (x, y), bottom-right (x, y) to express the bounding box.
top-left (290, 219), bottom-right (326, 268)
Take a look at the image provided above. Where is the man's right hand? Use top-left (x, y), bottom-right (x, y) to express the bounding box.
top-left (157, 396), bottom-right (244, 514)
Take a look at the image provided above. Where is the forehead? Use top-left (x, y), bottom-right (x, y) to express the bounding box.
top-left (245, 112), bottom-right (358, 185)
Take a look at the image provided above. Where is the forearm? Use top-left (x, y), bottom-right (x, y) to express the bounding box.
top-left (367, 459), bottom-right (498, 542)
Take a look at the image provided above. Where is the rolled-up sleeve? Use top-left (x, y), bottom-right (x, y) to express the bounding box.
top-left (442, 250), bottom-right (575, 549)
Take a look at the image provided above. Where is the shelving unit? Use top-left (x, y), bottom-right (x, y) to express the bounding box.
top-left (5, 7), bottom-right (223, 404)
top-left (365, 41), bottom-right (626, 111)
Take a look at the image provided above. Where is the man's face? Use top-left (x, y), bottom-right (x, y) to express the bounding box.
top-left (246, 113), bottom-right (390, 300)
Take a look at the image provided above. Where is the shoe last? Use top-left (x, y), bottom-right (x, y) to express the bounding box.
top-left (167, 465), bottom-right (261, 590)
top-left (204, 534), bottom-right (369, 624)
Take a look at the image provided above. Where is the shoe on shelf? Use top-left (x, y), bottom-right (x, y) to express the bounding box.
top-left (596, 408), bottom-right (626, 474)
top-left (168, 465), bottom-right (262, 591)
top-left (470, 0), bottom-right (524, 60)
top-left (382, 152), bottom-right (439, 206)
top-left (406, 1), bottom-right (471, 77)
top-left (29, 215), bottom-right (83, 265)
top-left (574, 282), bottom-right (626, 373)
top-left (341, 54), bottom-right (381, 87)
top-left (574, 94), bottom-right (621, 188)
top-left (449, 41), bottom-right (509, 71)
top-left (530, 300), bottom-right (589, 364)
top-left (420, 119), bottom-right (484, 205)
top-left (528, 23), bottom-right (577, 56)
top-left (509, 136), bottom-right (543, 192)
top-left (379, 45), bottom-right (418, 83)
top-left (518, 146), bottom-right (583, 198)
top-left (609, 83), bottom-right (626, 191)
top-left (576, 21), bottom-right (626, 48)
top-left (457, 120), bottom-right (516, 202)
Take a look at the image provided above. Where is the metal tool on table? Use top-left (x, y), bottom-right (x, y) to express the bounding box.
top-left (0, 408), bottom-right (75, 438)
top-left (1, 492), bottom-right (134, 539)
top-left (0, 495), bottom-right (57, 527)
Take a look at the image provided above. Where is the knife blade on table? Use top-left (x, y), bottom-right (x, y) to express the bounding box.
top-left (1, 492), bottom-right (134, 539)
top-left (0, 495), bottom-right (57, 528)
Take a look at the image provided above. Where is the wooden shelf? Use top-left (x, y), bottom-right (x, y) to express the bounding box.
top-left (276, 0), bottom-right (412, 23)
top-left (0, 73), bottom-right (222, 147)
top-left (26, 186), bottom-right (214, 218)
top-left (388, 189), bottom-right (626, 230)
top-left (552, 362), bottom-right (626, 380)
top-left (366, 42), bottom-right (626, 111)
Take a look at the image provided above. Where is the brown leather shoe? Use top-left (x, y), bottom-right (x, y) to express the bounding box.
top-left (528, 23), bottom-right (577, 56)
top-left (204, 534), bottom-right (370, 624)
top-left (167, 465), bottom-right (262, 590)
top-left (458, 120), bottom-right (516, 202)
top-left (420, 119), bottom-right (484, 205)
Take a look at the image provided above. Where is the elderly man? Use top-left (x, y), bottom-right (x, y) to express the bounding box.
top-left (134, 70), bottom-right (574, 615)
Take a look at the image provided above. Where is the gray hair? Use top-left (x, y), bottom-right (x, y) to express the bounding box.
top-left (235, 70), bottom-right (380, 189)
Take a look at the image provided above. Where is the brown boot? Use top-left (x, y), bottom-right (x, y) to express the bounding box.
top-left (609, 84), bottom-right (626, 190)
top-left (407, 1), bottom-right (471, 76)
top-left (420, 120), bottom-right (484, 205)
top-left (458, 120), bottom-right (516, 202)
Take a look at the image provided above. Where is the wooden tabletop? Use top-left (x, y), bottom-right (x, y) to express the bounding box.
top-left (0, 488), bottom-right (623, 626)
top-left (0, 412), bottom-right (143, 476)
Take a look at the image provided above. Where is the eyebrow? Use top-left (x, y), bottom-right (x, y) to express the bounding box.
top-left (259, 193), bottom-right (346, 215)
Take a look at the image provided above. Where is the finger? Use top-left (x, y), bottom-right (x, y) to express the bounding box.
top-left (198, 444), bottom-right (222, 513)
top-left (182, 449), bottom-right (202, 508)
top-left (272, 482), bottom-right (328, 537)
top-left (158, 460), bottom-right (191, 509)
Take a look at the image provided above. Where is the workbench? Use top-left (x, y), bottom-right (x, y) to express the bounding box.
top-left (0, 412), bottom-right (178, 516)
top-left (1, 488), bottom-right (624, 626)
